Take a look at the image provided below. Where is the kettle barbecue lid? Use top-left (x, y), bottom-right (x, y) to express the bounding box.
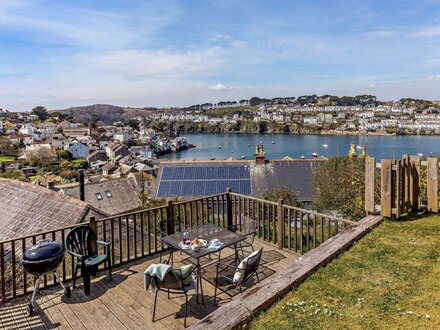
top-left (23, 239), bottom-right (65, 261)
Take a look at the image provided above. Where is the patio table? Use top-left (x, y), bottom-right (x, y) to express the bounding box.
top-left (161, 223), bottom-right (246, 304)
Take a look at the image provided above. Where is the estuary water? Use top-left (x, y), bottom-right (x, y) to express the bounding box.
top-left (161, 133), bottom-right (440, 161)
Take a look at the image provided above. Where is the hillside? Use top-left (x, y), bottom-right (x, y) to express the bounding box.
top-left (52, 104), bottom-right (157, 123)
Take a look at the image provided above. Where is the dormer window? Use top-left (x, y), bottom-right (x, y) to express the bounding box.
top-left (105, 191), bottom-right (113, 198)
top-left (95, 193), bottom-right (103, 200)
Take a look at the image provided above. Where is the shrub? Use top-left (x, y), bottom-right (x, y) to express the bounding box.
top-left (312, 156), bottom-right (365, 220)
top-left (262, 186), bottom-right (302, 207)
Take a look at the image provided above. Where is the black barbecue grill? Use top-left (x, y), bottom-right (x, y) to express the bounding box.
top-left (22, 239), bottom-right (71, 316)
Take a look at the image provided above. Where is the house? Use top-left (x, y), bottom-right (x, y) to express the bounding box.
top-left (65, 141), bottom-right (90, 159)
top-left (0, 179), bottom-right (104, 241)
top-left (128, 172), bottom-right (156, 197)
top-left (9, 133), bottom-right (33, 145)
top-left (60, 178), bottom-right (141, 216)
top-left (87, 150), bottom-right (108, 164)
top-left (0, 120), bottom-right (3, 133)
top-left (106, 142), bottom-right (130, 162)
top-left (102, 162), bottom-right (119, 175)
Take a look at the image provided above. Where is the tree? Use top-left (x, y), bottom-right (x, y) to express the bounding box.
top-left (57, 150), bottom-right (73, 161)
top-left (262, 186), bottom-right (301, 207)
top-left (0, 136), bottom-right (14, 155)
top-left (312, 156), bottom-right (365, 220)
top-left (26, 147), bottom-right (55, 167)
top-left (31, 106), bottom-right (49, 121)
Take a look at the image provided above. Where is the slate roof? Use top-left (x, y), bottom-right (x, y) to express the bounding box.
top-left (61, 178), bottom-right (141, 216)
top-left (155, 159), bottom-right (321, 202)
top-left (251, 160), bottom-right (322, 201)
top-left (0, 179), bottom-right (90, 241)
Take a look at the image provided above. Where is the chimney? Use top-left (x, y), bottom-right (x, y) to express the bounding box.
top-left (254, 143), bottom-right (265, 165)
top-left (79, 169), bottom-right (85, 201)
top-left (47, 181), bottom-right (55, 190)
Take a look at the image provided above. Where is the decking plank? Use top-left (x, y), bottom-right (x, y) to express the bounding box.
top-left (3, 238), bottom-right (298, 329)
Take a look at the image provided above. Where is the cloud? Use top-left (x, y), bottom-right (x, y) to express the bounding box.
top-left (82, 47), bottom-right (229, 78)
top-left (210, 83), bottom-right (227, 90)
top-left (427, 75), bottom-right (440, 81)
top-left (413, 25), bottom-right (440, 37)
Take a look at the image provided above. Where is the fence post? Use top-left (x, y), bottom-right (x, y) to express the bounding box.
top-left (395, 159), bottom-right (402, 219)
top-left (365, 156), bottom-right (375, 214)
top-left (277, 199), bottom-right (284, 249)
top-left (381, 159), bottom-right (392, 218)
top-left (427, 156), bottom-right (438, 213)
top-left (226, 188), bottom-right (233, 230)
top-left (167, 200), bottom-right (175, 235)
top-left (410, 155), bottom-right (421, 211)
top-left (89, 215), bottom-right (97, 255)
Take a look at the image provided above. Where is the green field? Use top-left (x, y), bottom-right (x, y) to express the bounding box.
top-left (249, 215), bottom-right (440, 330)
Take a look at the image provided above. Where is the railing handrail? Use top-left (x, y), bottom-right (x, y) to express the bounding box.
top-left (0, 222), bottom-right (82, 245)
top-left (96, 205), bottom-right (168, 222)
top-left (282, 204), bottom-right (357, 225)
top-left (172, 192), bottom-right (228, 205)
top-left (229, 192), bottom-right (278, 206)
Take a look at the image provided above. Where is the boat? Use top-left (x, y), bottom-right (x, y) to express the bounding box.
top-left (311, 152), bottom-right (318, 158)
top-left (356, 145), bottom-right (362, 150)
top-left (210, 157), bottom-right (216, 160)
top-left (247, 144), bottom-right (250, 147)
top-left (322, 144), bottom-right (328, 148)
top-left (301, 155), bottom-right (306, 159)
top-left (417, 153), bottom-right (423, 157)
top-left (241, 156), bottom-right (246, 159)
top-left (259, 141), bottom-right (263, 144)
top-left (271, 141), bottom-right (275, 144)
top-left (218, 145), bottom-right (221, 149)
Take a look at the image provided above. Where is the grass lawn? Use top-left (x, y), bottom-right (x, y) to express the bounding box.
top-left (0, 155), bottom-right (15, 162)
top-left (249, 215), bottom-right (440, 330)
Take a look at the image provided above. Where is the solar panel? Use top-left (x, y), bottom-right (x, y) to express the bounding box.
top-left (157, 165), bottom-right (252, 197)
top-left (157, 181), bottom-right (171, 196)
top-left (161, 167), bottom-right (174, 180)
top-left (168, 181), bottom-right (183, 196)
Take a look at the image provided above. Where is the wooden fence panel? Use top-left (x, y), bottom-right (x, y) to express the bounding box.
top-left (365, 156), bottom-right (375, 213)
top-left (395, 159), bottom-right (401, 218)
top-left (381, 159), bottom-right (392, 217)
top-left (427, 157), bottom-right (438, 212)
top-left (410, 155), bottom-right (421, 210)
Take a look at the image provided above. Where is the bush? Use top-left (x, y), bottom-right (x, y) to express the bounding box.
top-left (262, 186), bottom-right (302, 207)
top-left (312, 156), bottom-right (365, 220)
top-left (71, 159), bottom-right (88, 169)
top-left (59, 169), bottom-right (78, 180)
top-left (57, 150), bottom-right (73, 160)
top-left (0, 170), bottom-right (26, 181)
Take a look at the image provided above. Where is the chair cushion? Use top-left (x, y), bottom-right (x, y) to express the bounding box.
top-left (233, 250), bottom-right (260, 283)
top-left (174, 264), bottom-right (194, 287)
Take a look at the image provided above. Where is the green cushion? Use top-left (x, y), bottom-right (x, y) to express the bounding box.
top-left (174, 264), bottom-right (194, 286)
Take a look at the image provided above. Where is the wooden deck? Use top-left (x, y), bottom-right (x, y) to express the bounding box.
top-left (0, 239), bottom-right (299, 329)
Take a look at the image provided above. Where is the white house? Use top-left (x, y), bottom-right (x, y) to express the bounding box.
top-left (65, 141), bottom-right (90, 159)
top-left (0, 120), bottom-right (3, 133)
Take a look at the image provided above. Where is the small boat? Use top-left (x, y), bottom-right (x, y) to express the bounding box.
top-left (311, 152), bottom-right (318, 158)
top-left (218, 145), bottom-right (221, 149)
top-left (241, 156), bottom-right (246, 159)
top-left (322, 144), bottom-right (328, 148)
top-left (271, 141), bottom-right (275, 144)
top-left (417, 153), bottom-right (423, 157)
top-left (301, 155), bottom-right (306, 159)
top-left (260, 141), bottom-right (263, 144)
top-left (356, 145), bottom-right (362, 150)
top-left (247, 144), bottom-right (251, 147)
top-left (210, 157), bottom-right (216, 160)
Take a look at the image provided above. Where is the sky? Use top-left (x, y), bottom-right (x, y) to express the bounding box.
top-left (0, 0), bottom-right (440, 111)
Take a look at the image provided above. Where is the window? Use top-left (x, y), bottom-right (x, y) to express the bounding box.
top-left (95, 193), bottom-right (103, 200)
top-left (105, 190), bottom-right (113, 198)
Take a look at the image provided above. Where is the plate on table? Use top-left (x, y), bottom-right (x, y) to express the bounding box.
top-left (178, 242), bottom-right (192, 250)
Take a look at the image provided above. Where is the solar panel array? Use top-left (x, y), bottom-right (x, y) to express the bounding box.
top-left (157, 165), bottom-right (252, 197)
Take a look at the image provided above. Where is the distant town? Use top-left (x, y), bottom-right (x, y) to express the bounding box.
top-left (0, 93), bottom-right (439, 206)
